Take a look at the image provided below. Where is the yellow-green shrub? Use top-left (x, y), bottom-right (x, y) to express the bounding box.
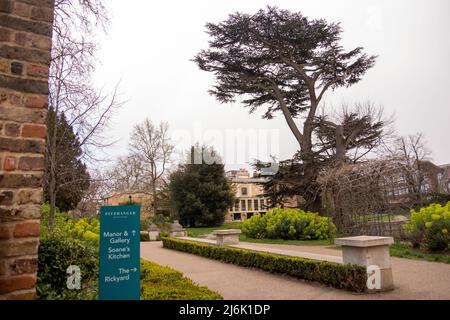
top-left (403, 202), bottom-right (450, 251)
top-left (242, 207), bottom-right (335, 240)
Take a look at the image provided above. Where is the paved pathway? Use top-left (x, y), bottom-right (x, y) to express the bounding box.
top-left (141, 241), bottom-right (450, 300)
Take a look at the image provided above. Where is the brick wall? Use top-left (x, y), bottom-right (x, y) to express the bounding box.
top-left (0, 0), bottom-right (54, 300)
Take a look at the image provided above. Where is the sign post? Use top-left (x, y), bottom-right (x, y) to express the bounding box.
top-left (99, 205), bottom-right (140, 300)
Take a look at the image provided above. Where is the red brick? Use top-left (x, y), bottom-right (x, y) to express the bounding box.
top-left (3, 156), bottom-right (17, 171)
top-left (30, 35), bottom-right (52, 51)
top-left (0, 92), bottom-right (6, 103)
top-left (0, 275), bottom-right (36, 294)
top-left (18, 156), bottom-right (44, 171)
top-left (13, 222), bottom-right (40, 237)
top-left (13, 2), bottom-right (30, 18)
top-left (0, 190), bottom-right (14, 205)
top-left (0, 0), bottom-right (13, 13)
top-left (24, 95), bottom-right (47, 108)
top-left (0, 224), bottom-right (12, 240)
top-left (14, 32), bottom-right (27, 46)
top-left (26, 64), bottom-right (48, 78)
top-left (16, 189), bottom-right (42, 204)
top-left (10, 257), bottom-right (38, 274)
top-left (21, 124), bottom-right (47, 138)
top-left (0, 260), bottom-right (7, 275)
top-left (30, 6), bottom-right (53, 22)
top-left (5, 122), bottom-right (20, 137)
top-left (0, 28), bottom-right (12, 42)
top-left (0, 59), bottom-right (9, 73)
top-left (0, 239), bottom-right (39, 257)
top-left (8, 92), bottom-right (23, 106)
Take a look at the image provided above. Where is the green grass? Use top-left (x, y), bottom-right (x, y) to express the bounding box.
top-left (186, 222), bottom-right (242, 238)
top-left (239, 235), bottom-right (332, 246)
top-left (389, 242), bottom-right (450, 264)
top-left (140, 259), bottom-right (222, 300)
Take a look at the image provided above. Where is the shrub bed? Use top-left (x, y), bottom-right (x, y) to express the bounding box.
top-left (140, 231), bottom-right (150, 242)
top-left (403, 202), bottom-right (450, 252)
top-left (37, 233), bottom-right (99, 299)
top-left (162, 237), bottom-right (367, 292)
top-left (140, 259), bottom-right (222, 300)
top-left (242, 208), bottom-right (335, 240)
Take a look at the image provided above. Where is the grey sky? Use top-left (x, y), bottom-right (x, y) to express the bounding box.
top-left (92, 0), bottom-right (450, 170)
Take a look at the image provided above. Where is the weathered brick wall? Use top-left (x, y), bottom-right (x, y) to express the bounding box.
top-left (0, 0), bottom-right (54, 299)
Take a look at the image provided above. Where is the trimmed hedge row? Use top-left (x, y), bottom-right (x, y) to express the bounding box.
top-left (140, 259), bottom-right (222, 300)
top-left (162, 237), bottom-right (368, 292)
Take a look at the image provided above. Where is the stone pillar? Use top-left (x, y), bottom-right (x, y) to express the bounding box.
top-left (168, 220), bottom-right (187, 237)
top-left (148, 223), bottom-right (160, 241)
top-left (335, 236), bottom-right (394, 292)
top-left (0, 0), bottom-right (55, 300)
top-left (214, 229), bottom-right (241, 245)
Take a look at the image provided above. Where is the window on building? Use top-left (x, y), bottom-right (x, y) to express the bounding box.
top-left (247, 212), bottom-right (254, 219)
top-left (241, 200), bottom-right (246, 211)
top-left (234, 200), bottom-right (240, 212)
top-left (241, 187), bottom-right (248, 196)
top-left (247, 199), bottom-right (252, 211)
top-left (233, 213), bottom-right (241, 221)
top-left (254, 199), bottom-right (259, 211)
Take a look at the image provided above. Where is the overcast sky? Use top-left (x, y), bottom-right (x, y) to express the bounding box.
top-left (92, 0), bottom-right (450, 170)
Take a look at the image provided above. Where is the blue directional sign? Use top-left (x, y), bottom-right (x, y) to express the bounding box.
top-left (99, 205), bottom-right (140, 300)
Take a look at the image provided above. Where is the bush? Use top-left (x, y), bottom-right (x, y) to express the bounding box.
top-left (140, 259), bottom-right (222, 300)
top-left (425, 219), bottom-right (450, 252)
top-left (40, 203), bottom-right (100, 242)
top-left (37, 233), bottom-right (99, 300)
top-left (242, 207), bottom-right (336, 240)
top-left (403, 202), bottom-right (450, 251)
top-left (140, 218), bottom-right (151, 231)
top-left (37, 204), bottom-right (100, 300)
top-left (140, 231), bottom-right (150, 242)
top-left (162, 237), bottom-right (367, 292)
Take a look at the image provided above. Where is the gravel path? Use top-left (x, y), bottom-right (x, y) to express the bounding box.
top-left (141, 241), bottom-right (450, 300)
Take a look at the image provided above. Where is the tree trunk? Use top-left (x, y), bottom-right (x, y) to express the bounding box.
top-left (152, 181), bottom-right (157, 216)
top-left (335, 125), bottom-right (345, 164)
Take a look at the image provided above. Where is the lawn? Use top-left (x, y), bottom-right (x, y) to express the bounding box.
top-left (239, 235), bottom-right (332, 246)
top-left (140, 259), bottom-right (222, 300)
top-left (389, 242), bottom-right (450, 264)
top-left (187, 222), bottom-right (332, 246)
top-left (330, 242), bottom-right (450, 264)
top-left (186, 222), bottom-right (242, 238)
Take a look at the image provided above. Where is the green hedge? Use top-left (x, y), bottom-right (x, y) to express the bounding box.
top-left (140, 259), bottom-right (222, 300)
top-left (162, 237), bottom-right (367, 292)
top-left (140, 231), bottom-right (150, 242)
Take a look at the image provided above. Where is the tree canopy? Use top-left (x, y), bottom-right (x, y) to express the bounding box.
top-left (194, 6), bottom-right (376, 159)
top-left (169, 146), bottom-right (234, 227)
top-left (195, 7), bottom-right (378, 212)
top-left (44, 108), bottom-right (90, 212)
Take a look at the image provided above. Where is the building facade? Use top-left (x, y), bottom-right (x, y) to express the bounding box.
top-left (225, 169), bottom-right (270, 222)
top-left (438, 164), bottom-right (450, 194)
